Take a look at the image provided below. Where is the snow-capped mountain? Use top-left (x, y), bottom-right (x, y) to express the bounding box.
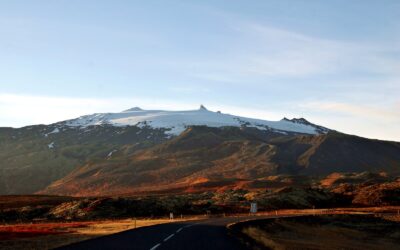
top-left (2, 105), bottom-right (400, 196)
top-left (63, 105), bottom-right (329, 135)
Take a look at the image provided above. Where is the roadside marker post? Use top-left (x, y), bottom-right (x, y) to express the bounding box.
top-left (250, 202), bottom-right (257, 215)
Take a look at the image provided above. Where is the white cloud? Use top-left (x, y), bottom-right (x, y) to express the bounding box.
top-left (298, 101), bottom-right (400, 141)
top-left (179, 20), bottom-right (400, 81)
top-left (0, 93), bottom-right (289, 127)
top-left (169, 86), bottom-right (211, 94)
top-left (300, 101), bottom-right (400, 123)
top-left (0, 93), bottom-right (196, 127)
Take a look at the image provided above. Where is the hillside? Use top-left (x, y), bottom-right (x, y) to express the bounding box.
top-left (0, 107), bottom-right (399, 196)
top-left (41, 127), bottom-right (400, 196)
top-left (0, 124), bottom-right (169, 194)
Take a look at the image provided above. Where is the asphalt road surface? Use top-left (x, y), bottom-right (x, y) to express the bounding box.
top-left (56, 216), bottom-right (273, 250)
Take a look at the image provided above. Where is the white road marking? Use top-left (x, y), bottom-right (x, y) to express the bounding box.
top-left (149, 223), bottom-right (201, 249)
top-left (163, 233), bottom-right (175, 242)
top-left (149, 243), bottom-right (161, 250)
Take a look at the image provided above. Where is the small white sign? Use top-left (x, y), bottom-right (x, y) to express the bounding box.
top-left (250, 203), bottom-right (257, 213)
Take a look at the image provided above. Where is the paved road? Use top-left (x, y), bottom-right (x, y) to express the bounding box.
top-left (56, 216), bottom-right (272, 250)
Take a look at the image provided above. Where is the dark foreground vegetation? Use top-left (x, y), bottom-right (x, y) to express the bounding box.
top-left (1, 173), bottom-right (399, 223)
top-left (232, 214), bottom-right (400, 250)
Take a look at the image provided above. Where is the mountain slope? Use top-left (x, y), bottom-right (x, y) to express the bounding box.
top-left (0, 124), bottom-right (169, 194)
top-left (1, 107), bottom-right (399, 196)
top-left (40, 127), bottom-right (400, 196)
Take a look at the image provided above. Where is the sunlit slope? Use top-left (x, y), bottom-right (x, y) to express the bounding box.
top-left (40, 127), bottom-right (400, 196)
top-left (0, 125), bottom-right (169, 194)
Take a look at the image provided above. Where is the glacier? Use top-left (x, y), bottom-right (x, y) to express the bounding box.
top-left (63, 105), bottom-right (329, 135)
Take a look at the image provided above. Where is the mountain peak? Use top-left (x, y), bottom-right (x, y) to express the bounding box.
top-left (199, 105), bottom-right (208, 111)
top-left (285, 117), bottom-right (311, 125)
top-left (282, 117), bottom-right (329, 134)
top-left (124, 107), bottom-right (143, 112)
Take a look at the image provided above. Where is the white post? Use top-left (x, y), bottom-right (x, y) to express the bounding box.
top-left (250, 203), bottom-right (258, 215)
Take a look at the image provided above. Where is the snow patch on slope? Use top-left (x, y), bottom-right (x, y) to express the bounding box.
top-left (107, 149), bottom-right (117, 158)
top-left (44, 127), bottom-right (60, 137)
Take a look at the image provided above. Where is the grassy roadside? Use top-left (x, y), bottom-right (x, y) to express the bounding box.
top-left (1, 207), bottom-right (399, 250)
top-left (0, 217), bottom-right (199, 250)
top-left (228, 213), bottom-right (400, 250)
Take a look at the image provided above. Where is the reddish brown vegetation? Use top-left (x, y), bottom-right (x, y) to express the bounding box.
top-left (0, 222), bottom-right (93, 240)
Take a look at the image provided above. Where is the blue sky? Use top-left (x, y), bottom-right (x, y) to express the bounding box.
top-left (0, 0), bottom-right (399, 141)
